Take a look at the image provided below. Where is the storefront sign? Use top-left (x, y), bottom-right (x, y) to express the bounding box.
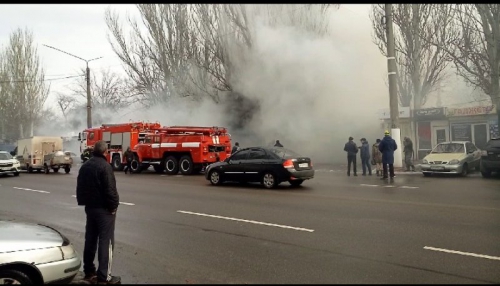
top-left (414, 107), bottom-right (446, 120)
top-left (378, 107), bottom-right (411, 119)
top-left (451, 124), bottom-right (472, 141)
top-left (447, 105), bottom-right (496, 117)
top-left (490, 120), bottom-right (499, 139)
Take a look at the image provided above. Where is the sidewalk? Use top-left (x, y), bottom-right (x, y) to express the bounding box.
top-left (314, 161), bottom-right (423, 175)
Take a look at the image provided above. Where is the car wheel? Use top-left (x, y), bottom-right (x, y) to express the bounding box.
top-left (481, 169), bottom-right (492, 178)
top-left (460, 163), bottom-right (468, 177)
top-left (289, 180), bottom-right (304, 187)
top-left (261, 172), bottom-right (278, 189)
top-left (179, 156), bottom-right (194, 175)
top-left (13, 172), bottom-right (20, 177)
top-left (53, 168), bottom-right (60, 173)
top-left (64, 167), bottom-right (71, 174)
top-left (423, 172), bottom-right (431, 177)
top-left (209, 170), bottom-right (223, 185)
top-left (0, 269), bottom-right (33, 284)
top-left (165, 156), bottom-right (179, 175)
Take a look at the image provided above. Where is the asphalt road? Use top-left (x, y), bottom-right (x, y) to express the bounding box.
top-left (0, 165), bottom-right (499, 284)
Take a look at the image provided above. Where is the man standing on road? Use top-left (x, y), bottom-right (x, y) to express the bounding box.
top-left (403, 137), bottom-right (415, 172)
top-left (344, 136), bottom-right (358, 176)
top-left (360, 138), bottom-right (372, 176)
top-left (123, 147), bottom-right (133, 174)
top-left (76, 140), bottom-right (121, 285)
top-left (372, 139), bottom-right (383, 176)
top-left (274, 140), bottom-right (283, 147)
top-left (232, 142), bottom-right (241, 154)
top-left (378, 130), bottom-right (397, 180)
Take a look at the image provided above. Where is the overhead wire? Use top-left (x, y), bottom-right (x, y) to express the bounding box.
top-left (0, 74), bottom-right (84, 84)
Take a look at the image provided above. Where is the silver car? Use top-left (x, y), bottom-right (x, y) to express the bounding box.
top-left (0, 221), bottom-right (81, 284)
top-left (420, 141), bottom-right (482, 177)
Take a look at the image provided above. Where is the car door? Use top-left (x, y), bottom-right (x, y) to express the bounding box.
top-left (245, 148), bottom-right (271, 182)
top-left (466, 142), bottom-right (481, 168)
top-left (223, 149), bottom-right (250, 182)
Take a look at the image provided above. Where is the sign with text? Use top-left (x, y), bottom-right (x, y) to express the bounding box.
top-left (378, 107), bottom-right (411, 119)
top-left (447, 105), bottom-right (496, 117)
top-left (414, 107), bottom-right (446, 120)
top-left (451, 124), bottom-right (472, 142)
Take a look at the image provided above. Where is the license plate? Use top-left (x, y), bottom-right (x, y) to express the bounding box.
top-left (431, 166), bottom-right (444, 170)
top-left (298, 163), bottom-right (308, 168)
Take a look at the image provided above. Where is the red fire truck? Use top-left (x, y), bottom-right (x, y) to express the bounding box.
top-left (130, 126), bottom-right (232, 175)
top-left (78, 122), bottom-right (162, 170)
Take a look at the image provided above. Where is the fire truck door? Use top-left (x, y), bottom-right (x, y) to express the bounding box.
top-left (151, 136), bottom-right (161, 159)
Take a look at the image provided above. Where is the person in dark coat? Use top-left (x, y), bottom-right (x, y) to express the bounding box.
top-left (378, 130), bottom-right (398, 179)
top-left (360, 138), bottom-right (372, 176)
top-left (232, 142), bottom-right (241, 154)
top-left (344, 136), bottom-right (358, 176)
top-left (403, 137), bottom-right (415, 171)
top-left (372, 139), bottom-right (383, 176)
top-left (274, 140), bottom-right (283, 147)
top-left (76, 140), bottom-right (121, 284)
top-left (123, 147), bottom-right (133, 174)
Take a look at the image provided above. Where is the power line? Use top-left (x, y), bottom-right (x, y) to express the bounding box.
top-left (0, 74), bottom-right (84, 84)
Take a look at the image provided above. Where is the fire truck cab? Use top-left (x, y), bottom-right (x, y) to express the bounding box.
top-left (130, 126), bottom-right (232, 175)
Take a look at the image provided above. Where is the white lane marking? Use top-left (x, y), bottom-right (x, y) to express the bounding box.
top-left (13, 187), bottom-right (50, 194)
top-left (424, 246), bottom-right (500, 261)
top-left (360, 184), bottom-right (419, 189)
top-left (120, 202), bottom-right (135, 206)
top-left (360, 184), bottom-right (379, 187)
top-left (71, 195), bottom-right (134, 205)
top-left (400, 186), bottom-right (419, 189)
top-left (177, 210), bottom-right (314, 232)
top-left (384, 185), bottom-right (395, 188)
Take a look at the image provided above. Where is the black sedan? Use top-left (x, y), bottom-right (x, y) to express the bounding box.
top-left (204, 147), bottom-right (314, 188)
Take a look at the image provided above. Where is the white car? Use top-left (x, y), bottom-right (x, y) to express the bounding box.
top-left (0, 221), bottom-right (81, 284)
top-left (0, 151), bottom-right (21, 176)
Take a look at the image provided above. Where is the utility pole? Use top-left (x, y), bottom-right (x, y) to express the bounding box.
top-left (385, 4), bottom-right (399, 129)
top-left (43, 44), bottom-right (102, 128)
top-left (384, 4), bottom-right (403, 168)
top-left (86, 64), bottom-right (91, 128)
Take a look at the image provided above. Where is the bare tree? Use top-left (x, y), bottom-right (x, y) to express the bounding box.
top-left (430, 4), bottom-right (500, 124)
top-left (370, 4), bottom-right (456, 109)
top-left (66, 67), bottom-right (135, 111)
top-left (0, 28), bottom-right (49, 140)
top-left (56, 92), bottom-right (75, 121)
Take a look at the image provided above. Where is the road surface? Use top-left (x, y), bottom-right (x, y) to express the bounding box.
top-left (0, 165), bottom-right (499, 284)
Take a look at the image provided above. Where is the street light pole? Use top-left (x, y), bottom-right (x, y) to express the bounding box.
top-left (42, 44), bottom-right (102, 128)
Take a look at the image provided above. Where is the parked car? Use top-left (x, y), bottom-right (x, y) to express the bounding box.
top-left (420, 141), bottom-right (481, 177)
top-left (480, 138), bottom-right (500, 177)
top-left (205, 147), bottom-right (314, 188)
top-left (0, 151), bottom-right (21, 177)
top-left (0, 221), bottom-right (81, 284)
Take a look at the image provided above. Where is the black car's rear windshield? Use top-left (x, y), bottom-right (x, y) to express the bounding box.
top-left (269, 148), bottom-right (302, 159)
top-left (486, 139), bottom-right (500, 148)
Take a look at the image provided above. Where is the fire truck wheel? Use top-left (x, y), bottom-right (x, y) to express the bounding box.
top-left (130, 156), bottom-right (142, 173)
top-left (179, 156), bottom-right (194, 175)
top-left (165, 156), bottom-right (179, 175)
top-left (112, 155), bottom-right (124, 171)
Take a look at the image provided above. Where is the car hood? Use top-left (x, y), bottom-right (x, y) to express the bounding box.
top-left (207, 161), bottom-right (228, 169)
top-left (0, 221), bottom-right (64, 253)
top-left (424, 153), bottom-right (466, 162)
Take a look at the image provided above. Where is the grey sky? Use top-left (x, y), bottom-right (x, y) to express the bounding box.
top-left (0, 4), bottom-right (486, 113)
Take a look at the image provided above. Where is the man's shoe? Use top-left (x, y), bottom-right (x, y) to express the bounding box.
top-left (83, 273), bottom-right (97, 284)
top-left (97, 276), bottom-right (121, 285)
